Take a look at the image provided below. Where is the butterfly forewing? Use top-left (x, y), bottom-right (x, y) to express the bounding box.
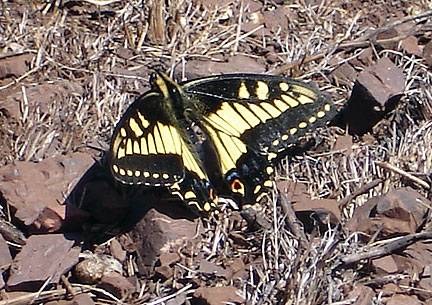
top-left (183, 74), bottom-right (336, 157)
top-left (110, 92), bottom-right (186, 186)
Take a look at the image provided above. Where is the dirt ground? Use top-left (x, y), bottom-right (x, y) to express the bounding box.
top-left (1, 0), bottom-right (432, 304)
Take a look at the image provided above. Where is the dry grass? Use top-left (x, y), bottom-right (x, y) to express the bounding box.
top-left (1, 0), bottom-right (432, 304)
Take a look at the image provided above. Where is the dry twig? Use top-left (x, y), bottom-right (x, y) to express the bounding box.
top-left (340, 232), bottom-right (432, 266)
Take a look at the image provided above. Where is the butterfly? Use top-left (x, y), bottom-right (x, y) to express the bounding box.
top-left (108, 72), bottom-right (336, 215)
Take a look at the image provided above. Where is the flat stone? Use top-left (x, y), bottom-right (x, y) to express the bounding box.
top-left (97, 272), bottom-right (135, 299)
top-left (0, 233), bottom-right (12, 270)
top-left (7, 234), bottom-right (80, 291)
top-left (348, 285), bottom-right (374, 305)
top-left (346, 187), bottom-right (430, 237)
top-left (386, 294), bottom-right (422, 305)
top-left (193, 286), bottom-right (244, 305)
top-left (372, 255), bottom-right (398, 274)
top-left (0, 152), bottom-right (94, 233)
top-left (131, 208), bottom-right (200, 275)
top-left (109, 239), bottom-right (127, 262)
top-left (71, 293), bottom-right (95, 305)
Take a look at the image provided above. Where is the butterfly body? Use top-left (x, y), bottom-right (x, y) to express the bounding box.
top-left (109, 72), bottom-right (336, 215)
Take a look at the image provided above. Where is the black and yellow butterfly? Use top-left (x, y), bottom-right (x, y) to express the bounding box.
top-left (108, 72), bottom-right (336, 215)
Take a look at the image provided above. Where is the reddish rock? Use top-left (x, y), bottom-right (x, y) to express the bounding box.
top-left (97, 272), bottom-right (135, 299)
top-left (71, 294), bottom-right (95, 305)
top-left (154, 265), bottom-right (173, 280)
top-left (372, 255), bottom-right (398, 274)
top-left (0, 233), bottom-right (12, 270)
top-left (165, 292), bottom-right (187, 305)
top-left (386, 294), bottom-right (422, 305)
top-left (376, 28), bottom-right (399, 49)
top-left (400, 36), bottom-right (422, 56)
top-left (341, 57), bottom-right (405, 135)
top-left (346, 187), bottom-right (430, 237)
top-left (418, 277), bottom-right (432, 300)
top-left (131, 209), bottom-right (201, 275)
top-left (110, 239), bottom-right (127, 262)
top-left (193, 286), bottom-right (244, 305)
top-left (333, 135), bottom-right (353, 155)
top-left (159, 252), bottom-right (181, 267)
top-left (0, 53), bottom-right (33, 80)
top-left (44, 293), bottom-right (94, 305)
top-left (278, 180), bottom-right (341, 226)
top-left (381, 283), bottom-right (402, 296)
top-left (225, 258), bottom-right (247, 280)
top-left (330, 63), bottom-right (358, 86)
top-left (0, 152), bottom-right (94, 232)
top-left (348, 285), bottom-right (374, 305)
top-left (0, 81), bottom-right (83, 120)
top-left (393, 254), bottom-right (424, 277)
top-left (185, 55), bottom-right (266, 78)
top-left (423, 40), bottom-right (432, 67)
top-left (198, 260), bottom-right (227, 277)
top-left (7, 234), bottom-right (80, 291)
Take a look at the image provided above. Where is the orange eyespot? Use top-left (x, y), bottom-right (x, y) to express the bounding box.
top-left (231, 179), bottom-right (245, 195)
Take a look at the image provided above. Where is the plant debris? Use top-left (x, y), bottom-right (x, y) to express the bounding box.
top-left (0, 1), bottom-right (432, 304)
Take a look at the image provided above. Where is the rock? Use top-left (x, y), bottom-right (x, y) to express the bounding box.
top-left (224, 257), bottom-right (247, 280)
top-left (0, 233), bottom-right (12, 271)
top-left (198, 260), bottom-right (227, 277)
top-left (131, 208), bottom-right (200, 275)
top-left (386, 294), bottom-right (422, 305)
top-left (97, 272), bottom-right (135, 299)
top-left (0, 152), bottom-right (94, 233)
top-left (375, 28), bottom-right (399, 50)
top-left (333, 135), bottom-right (353, 156)
top-left (44, 293), bottom-right (95, 305)
top-left (74, 254), bottom-right (123, 285)
top-left (381, 283), bottom-right (402, 296)
top-left (341, 57), bottom-right (405, 135)
top-left (330, 63), bottom-right (358, 86)
top-left (71, 294), bottom-right (95, 305)
top-left (0, 53), bottom-right (33, 80)
top-left (110, 238), bottom-right (127, 262)
top-left (193, 286), bottom-right (244, 305)
top-left (372, 255), bottom-right (398, 274)
top-left (158, 252), bottom-right (181, 267)
top-left (277, 180), bottom-right (341, 229)
top-left (423, 40), bottom-right (432, 67)
top-left (400, 36), bottom-right (422, 56)
top-left (346, 187), bottom-right (430, 237)
top-left (154, 265), bottom-right (173, 281)
top-left (348, 285), bottom-right (374, 305)
top-left (0, 81), bottom-right (83, 120)
top-left (7, 234), bottom-right (80, 291)
top-left (185, 55), bottom-right (266, 79)
top-left (166, 292), bottom-right (187, 305)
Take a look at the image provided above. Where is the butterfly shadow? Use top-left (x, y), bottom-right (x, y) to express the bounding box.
top-left (63, 156), bottom-right (199, 245)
